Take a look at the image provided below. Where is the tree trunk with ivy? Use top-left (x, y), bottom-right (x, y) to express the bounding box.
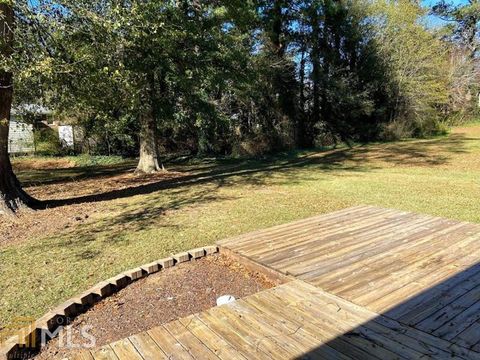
top-left (0, 2), bottom-right (37, 214)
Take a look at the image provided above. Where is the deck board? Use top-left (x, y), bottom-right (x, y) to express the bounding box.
top-left (73, 280), bottom-right (480, 360)
top-left (72, 206), bottom-right (480, 359)
top-left (90, 345), bottom-right (119, 360)
top-left (110, 339), bottom-right (143, 360)
top-left (129, 332), bottom-right (168, 360)
top-left (220, 205), bottom-right (480, 346)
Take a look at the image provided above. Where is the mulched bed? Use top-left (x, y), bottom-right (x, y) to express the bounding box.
top-left (33, 253), bottom-right (276, 359)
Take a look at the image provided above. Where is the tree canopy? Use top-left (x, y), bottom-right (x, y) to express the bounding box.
top-left (0, 0), bottom-right (479, 213)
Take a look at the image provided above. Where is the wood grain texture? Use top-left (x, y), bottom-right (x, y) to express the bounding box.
top-left (72, 206), bottom-right (480, 359)
top-left (76, 280), bottom-right (480, 359)
top-left (219, 205), bottom-right (480, 352)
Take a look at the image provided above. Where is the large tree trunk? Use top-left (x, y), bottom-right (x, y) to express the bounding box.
top-left (308, 5), bottom-right (321, 149)
top-left (296, 36), bottom-right (314, 148)
top-left (269, 0), bottom-right (296, 123)
top-left (136, 72), bottom-right (161, 174)
top-left (136, 107), bottom-right (161, 173)
top-left (0, 129), bottom-right (37, 214)
top-left (0, 3), bottom-right (38, 214)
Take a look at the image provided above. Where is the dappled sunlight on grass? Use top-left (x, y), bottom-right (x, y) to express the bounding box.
top-left (1, 125), bottom-right (479, 330)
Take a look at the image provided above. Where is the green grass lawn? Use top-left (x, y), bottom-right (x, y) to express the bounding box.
top-left (1, 124), bottom-right (480, 332)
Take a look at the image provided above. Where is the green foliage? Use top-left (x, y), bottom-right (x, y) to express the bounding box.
top-left (42, 1), bottom-right (258, 156)
top-left (33, 127), bottom-right (62, 156)
top-left (4, 0), bottom-right (479, 159)
top-left (69, 154), bottom-right (126, 167)
top-left (432, 0), bottom-right (479, 59)
top-left (367, 0), bottom-right (453, 138)
top-left (3, 124), bottom-right (480, 327)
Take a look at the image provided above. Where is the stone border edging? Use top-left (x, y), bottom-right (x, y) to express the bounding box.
top-left (0, 245), bottom-right (218, 360)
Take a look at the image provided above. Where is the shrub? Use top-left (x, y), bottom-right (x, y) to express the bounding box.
top-left (380, 120), bottom-right (413, 141)
top-left (69, 155), bottom-right (126, 167)
top-left (232, 135), bottom-right (273, 158)
top-left (34, 128), bottom-right (63, 156)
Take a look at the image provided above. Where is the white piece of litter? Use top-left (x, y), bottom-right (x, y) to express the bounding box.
top-left (216, 295), bottom-right (236, 306)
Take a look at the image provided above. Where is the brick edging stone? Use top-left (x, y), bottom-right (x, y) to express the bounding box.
top-left (0, 245), bottom-right (218, 360)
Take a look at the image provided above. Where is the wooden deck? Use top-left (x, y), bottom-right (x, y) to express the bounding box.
top-left (72, 280), bottom-right (480, 360)
top-left (74, 206), bottom-right (480, 359)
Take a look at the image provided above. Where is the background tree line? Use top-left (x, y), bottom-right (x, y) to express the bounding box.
top-left (0, 0), bottom-right (479, 213)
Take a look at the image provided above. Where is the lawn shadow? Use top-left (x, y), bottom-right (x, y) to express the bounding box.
top-left (39, 132), bottom-right (469, 209)
top-left (17, 161), bottom-right (137, 187)
top-left (293, 261), bottom-right (480, 359)
top-left (22, 182), bottom-right (237, 260)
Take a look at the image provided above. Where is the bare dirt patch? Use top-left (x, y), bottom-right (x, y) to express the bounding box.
top-left (0, 203), bottom-right (97, 248)
top-left (33, 253), bottom-right (277, 359)
top-left (28, 170), bottom-right (184, 200)
top-left (12, 158), bottom-right (76, 171)
top-left (0, 169), bottom-right (185, 248)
